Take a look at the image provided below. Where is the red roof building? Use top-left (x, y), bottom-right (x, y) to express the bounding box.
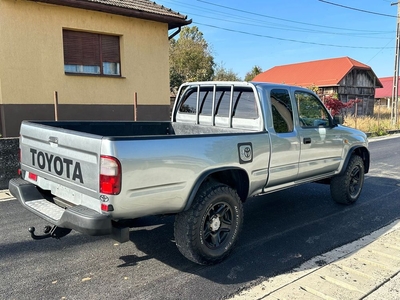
top-left (375, 76), bottom-right (399, 98)
top-left (254, 57), bottom-right (382, 116)
top-left (374, 76), bottom-right (400, 108)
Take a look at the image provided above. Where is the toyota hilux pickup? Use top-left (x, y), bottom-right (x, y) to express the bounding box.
top-left (9, 81), bottom-right (369, 265)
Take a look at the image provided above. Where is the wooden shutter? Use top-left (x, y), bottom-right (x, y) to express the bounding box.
top-left (101, 35), bottom-right (120, 63)
top-left (63, 30), bottom-right (100, 66)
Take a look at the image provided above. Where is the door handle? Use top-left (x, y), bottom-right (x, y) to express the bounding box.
top-left (303, 137), bottom-right (311, 144)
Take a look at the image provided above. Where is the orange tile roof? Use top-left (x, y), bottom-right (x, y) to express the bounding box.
top-left (375, 76), bottom-right (399, 98)
top-left (253, 56), bottom-right (376, 87)
top-left (31, 0), bottom-right (191, 29)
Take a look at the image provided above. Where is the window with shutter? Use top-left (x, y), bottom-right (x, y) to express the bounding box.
top-left (63, 30), bottom-right (121, 76)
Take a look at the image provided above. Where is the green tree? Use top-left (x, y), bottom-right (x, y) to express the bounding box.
top-left (213, 63), bottom-right (241, 81)
top-left (169, 26), bottom-right (215, 92)
top-left (244, 65), bottom-right (263, 81)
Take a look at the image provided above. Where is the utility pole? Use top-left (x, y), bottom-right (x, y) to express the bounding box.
top-left (391, 2), bottom-right (400, 125)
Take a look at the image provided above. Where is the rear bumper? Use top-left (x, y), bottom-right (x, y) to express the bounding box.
top-left (9, 178), bottom-right (111, 236)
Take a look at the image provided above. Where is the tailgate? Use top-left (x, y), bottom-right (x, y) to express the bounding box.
top-left (20, 121), bottom-right (102, 200)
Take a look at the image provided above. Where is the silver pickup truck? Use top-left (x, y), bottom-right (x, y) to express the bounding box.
top-left (9, 81), bottom-right (369, 265)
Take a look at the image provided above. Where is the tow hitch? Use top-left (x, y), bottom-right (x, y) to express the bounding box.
top-left (28, 226), bottom-right (72, 240)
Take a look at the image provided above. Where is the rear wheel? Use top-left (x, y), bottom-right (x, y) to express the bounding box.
top-left (330, 155), bottom-right (365, 205)
top-left (174, 183), bottom-right (243, 265)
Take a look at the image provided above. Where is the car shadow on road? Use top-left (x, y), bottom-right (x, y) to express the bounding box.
top-left (121, 175), bottom-right (400, 287)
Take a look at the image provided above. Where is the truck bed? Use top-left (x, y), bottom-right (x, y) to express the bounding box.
top-left (28, 121), bottom-right (257, 138)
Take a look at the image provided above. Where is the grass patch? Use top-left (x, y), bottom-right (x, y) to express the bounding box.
top-left (343, 105), bottom-right (400, 136)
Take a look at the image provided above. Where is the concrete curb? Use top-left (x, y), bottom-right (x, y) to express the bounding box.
top-left (0, 189), bottom-right (14, 201)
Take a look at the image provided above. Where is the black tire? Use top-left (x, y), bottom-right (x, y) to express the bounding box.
top-left (330, 155), bottom-right (365, 205)
top-left (174, 183), bottom-right (243, 265)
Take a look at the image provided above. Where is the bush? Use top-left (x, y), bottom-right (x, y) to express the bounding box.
top-left (323, 95), bottom-right (360, 116)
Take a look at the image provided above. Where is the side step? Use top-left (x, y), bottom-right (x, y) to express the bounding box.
top-left (25, 199), bottom-right (64, 221)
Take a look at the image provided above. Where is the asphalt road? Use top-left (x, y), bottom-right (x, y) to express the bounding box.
top-left (1, 135), bottom-right (400, 300)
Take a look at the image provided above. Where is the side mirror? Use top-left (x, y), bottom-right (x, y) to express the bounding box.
top-left (333, 115), bottom-right (344, 125)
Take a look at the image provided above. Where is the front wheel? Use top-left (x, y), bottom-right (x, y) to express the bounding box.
top-left (174, 183), bottom-right (243, 265)
top-left (330, 155), bottom-right (365, 205)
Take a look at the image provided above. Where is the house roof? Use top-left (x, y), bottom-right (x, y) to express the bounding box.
top-left (375, 76), bottom-right (400, 99)
top-left (30, 0), bottom-right (191, 30)
top-left (253, 56), bottom-right (382, 88)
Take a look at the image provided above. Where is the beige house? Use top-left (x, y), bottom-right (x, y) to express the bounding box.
top-left (0, 0), bottom-right (191, 137)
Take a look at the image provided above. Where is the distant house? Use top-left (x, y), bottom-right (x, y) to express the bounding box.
top-left (375, 76), bottom-right (400, 108)
top-left (253, 57), bottom-right (382, 116)
top-left (0, 0), bottom-right (191, 137)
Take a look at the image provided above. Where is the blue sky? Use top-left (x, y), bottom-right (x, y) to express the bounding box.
top-left (156, 0), bottom-right (397, 80)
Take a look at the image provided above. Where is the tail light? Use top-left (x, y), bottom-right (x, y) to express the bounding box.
top-left (100, 155), bottom-right (121, 195)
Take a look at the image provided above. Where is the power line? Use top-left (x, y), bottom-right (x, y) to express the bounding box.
top-left (367, 38), bottom-right (395, 63)
top-left (318, 0), bottom-right (397, 18)
top-left (186, 12), bottom-right (392, 39)
top-left (162, 0), bottom-right (394, 50)
top-left (197, 0), bottom-right (393, 32)
top-left (194, 21), bottom-right (394, 49)
top-left (161, 0), bottom-right (393, 35)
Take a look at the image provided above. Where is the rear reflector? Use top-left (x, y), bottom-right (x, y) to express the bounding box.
top-left (101, 203), bottom-right (114, 212)
top-left (29, 172), bottom-right (38, 181)
top-left (100, 156), bottom-right (121, 195)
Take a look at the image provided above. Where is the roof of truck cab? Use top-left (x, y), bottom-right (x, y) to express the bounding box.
top-left (181, 81), bottom-right (310, 90)
top-left (251, 81), bottom-right (305, 89)
top-left (183, 81), bottom-right (300, 87)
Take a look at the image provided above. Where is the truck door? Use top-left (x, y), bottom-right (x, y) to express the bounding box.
top-left (294, 91), bottom-right (344, 180)
top-left (266, 89), bottom-right (300, 187)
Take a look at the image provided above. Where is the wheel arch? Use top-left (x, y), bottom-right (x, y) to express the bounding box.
top-left (341, 146), bottom-right (370, 175)
top-left (183, 167), bottom-right (249, 211)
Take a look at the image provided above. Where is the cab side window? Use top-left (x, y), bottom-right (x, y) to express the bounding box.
top-left (270, 89), bottom-right (293, 133)
top-left (232, 89), bottom-right (258, 119)
top-left (215, 90), bottom-right (231, 117)
top-left (295, 91), bottom-right (330, 128)
top-left (179, 87), bottom-right (198, 114)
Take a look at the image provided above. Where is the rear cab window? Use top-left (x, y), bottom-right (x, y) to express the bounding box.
top-left (175, 83), bottom-right (262, 130)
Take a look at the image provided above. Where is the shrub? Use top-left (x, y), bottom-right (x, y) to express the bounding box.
top-left (323, 95), bottom-right (360, 116)
top-left (343, 105), bottom-right (400, 136)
